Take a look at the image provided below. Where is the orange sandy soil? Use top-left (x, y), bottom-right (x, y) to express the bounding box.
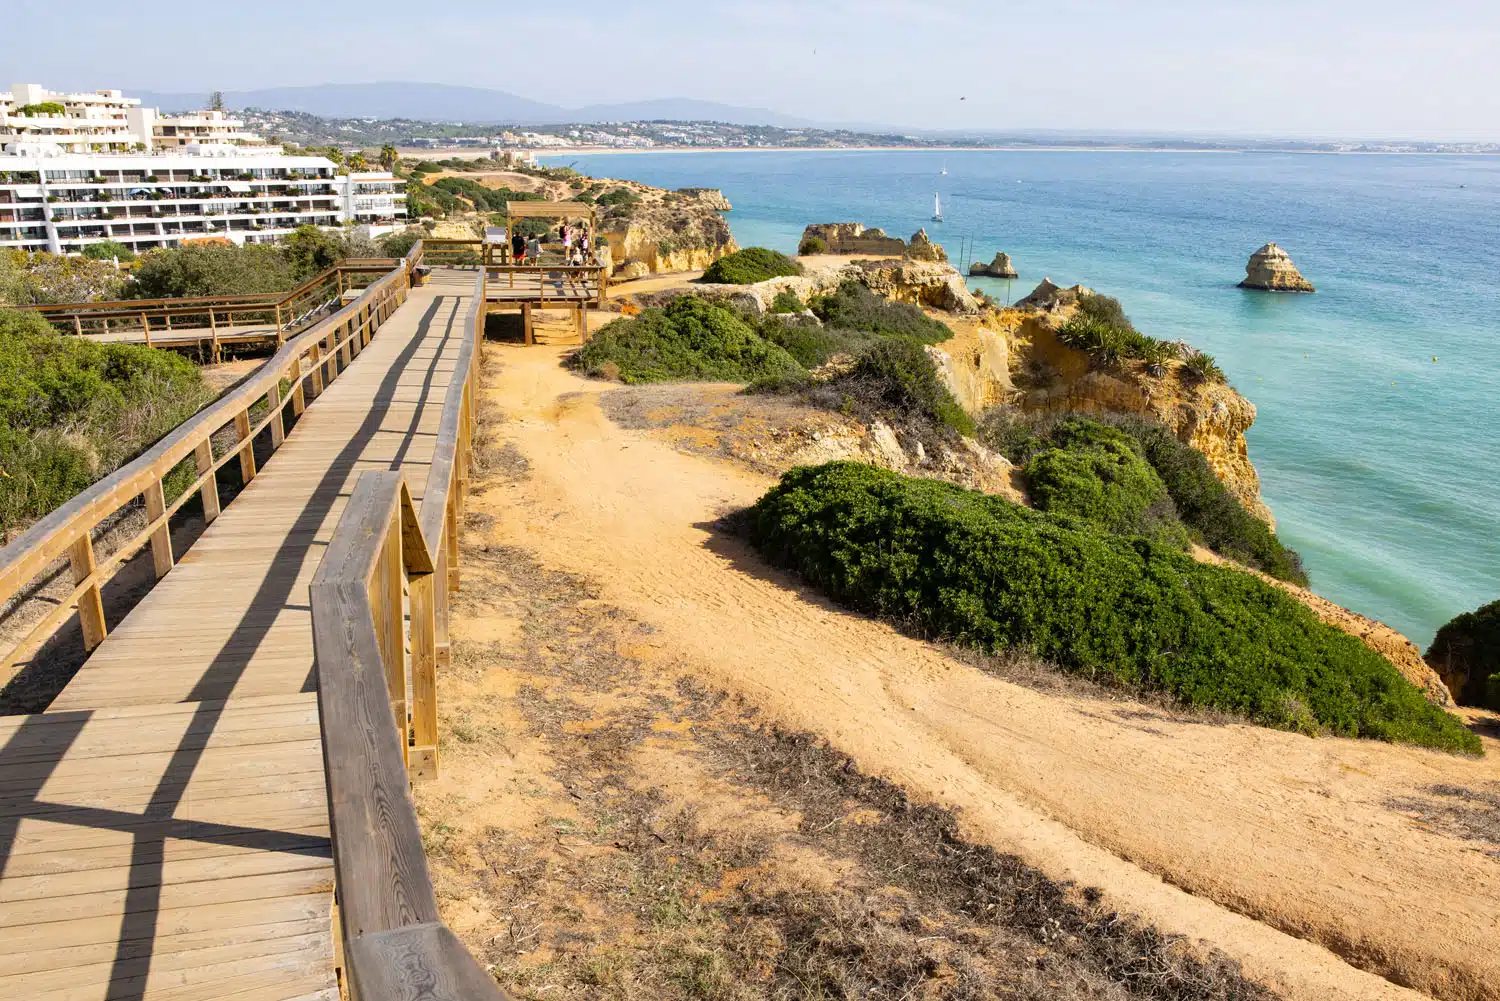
top-left (422, 342), bottom-right (1500, 1001)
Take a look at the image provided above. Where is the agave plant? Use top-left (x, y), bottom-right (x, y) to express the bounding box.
top-left (1182, 350), bottom-right (1226, 384)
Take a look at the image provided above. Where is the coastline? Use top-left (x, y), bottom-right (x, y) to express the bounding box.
top-left (534, 145), bottom-right (1500, 158)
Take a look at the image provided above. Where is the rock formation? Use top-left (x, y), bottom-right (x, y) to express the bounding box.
top-left (970, 252), bottom-right (1018, 279)
top-left (799, 223), bottom-right (908, 257)
top-left (594, 178), bottom-right (737, 275)
top-left (906, 229), bottom-right (948, 263)
top-left (1240, 243), bottom-right (1314, 292)
top-left (684, 258), bottom-right (981, 317)
top-left (1014, 278), bottom-right (1088, 312)
top-left (675, 188), bottom-right (733, 212)
top-left (615, 260), bottom-right (651, 281)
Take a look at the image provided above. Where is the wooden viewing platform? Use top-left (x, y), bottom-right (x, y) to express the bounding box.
top-left (0, 248), bottom-right (510, 1000)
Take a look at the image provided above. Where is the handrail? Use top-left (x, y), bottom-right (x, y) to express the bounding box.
top-left (21, 261), bottom-right (398, 315)
top-left (0, 242), bottom-right (425, 681)
top-left (311, 265), bottom-right (498, 996)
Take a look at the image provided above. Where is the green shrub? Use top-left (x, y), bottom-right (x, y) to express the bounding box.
top-left (79, 241), bottom-right (136, 263)
top-left (769, 289), bottom-right (806, 314)
top-left (1025, 424), bottom-right (1189, 549)
top-left (759, 325), bottom-right (873, 370)
top-left (597, 187), bottom-right (641, 209)
top-left (798, 235), bottom-right (826, 256)
top-left (376, 228), bottom-right (422, 259)
top-left (573, 297), bottom-right (803, 385)
top-left (701, 247), bottom-right (803, 285)
top-left (1427, 600), bottom-right (1500, 707)
top-left (814, 338), bottom-right (973, 437)
top-left (0, 310), bottom-right (213, 536)
top-left (128, 243), bottom-right (299, 298)
top-left (748, 463), bottom-right (1479, 754)
top-left (809, 281), bottom-right (951, 344)
top-left (981, 411), bottom-right (1308, 585)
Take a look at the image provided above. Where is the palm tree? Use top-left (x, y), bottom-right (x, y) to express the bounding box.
top-left (348, 153), bottom-right (370, 172)
top-left (379, 145), bottom-right (399, 170)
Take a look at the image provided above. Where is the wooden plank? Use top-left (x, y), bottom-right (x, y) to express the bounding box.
top-left (67, 535), bottom-right (107, 651)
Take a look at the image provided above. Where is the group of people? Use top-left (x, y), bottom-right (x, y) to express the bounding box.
top-left (509, 222), bottom-right (607, 267)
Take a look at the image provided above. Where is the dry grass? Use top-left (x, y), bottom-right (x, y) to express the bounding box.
top-left (1388, 783), bottom-right (1500, 858)
top-left (420, 524), bottom-right (1277, 1001)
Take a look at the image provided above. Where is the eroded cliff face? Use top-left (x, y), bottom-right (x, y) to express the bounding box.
top-left (998, 308), bottom-right (1274, 525)
top-left (596, 183), bottom-right (738, 275)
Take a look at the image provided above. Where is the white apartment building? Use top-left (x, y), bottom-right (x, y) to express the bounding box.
top-left (0, 84), bottom-right (407, 253)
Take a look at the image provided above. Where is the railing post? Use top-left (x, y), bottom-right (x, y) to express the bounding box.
top-left (234, 409), bottom-right (257, 483)
top-left (194, 438), bottom-right (221, 525)
top-left (290, 357), bottom-right (307, 415)
top-left (409, 565), bottom-right (439, 783)
top-left (142, 477), bottom-right (174, 579)
top-left (68, 534), bottom-right (108, 651)
top-left (309, 343), bottom-right (325, 396)
top-left (140, 311), bottom-right (151, 348)
top-left (274, 302), bottom-right (284, 344)
top-left (267, 380), bottom-right (285, 448)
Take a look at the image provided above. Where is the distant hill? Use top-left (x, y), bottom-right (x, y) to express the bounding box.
top-left (132, 82), bottom-right (812, 127)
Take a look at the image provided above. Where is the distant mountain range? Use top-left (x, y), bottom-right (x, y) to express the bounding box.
top-left (132, 82), bottom-right (815, 128)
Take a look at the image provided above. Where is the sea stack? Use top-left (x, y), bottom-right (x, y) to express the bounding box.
top-left (1240, 243), bottom-right (1315, 292)
top-left (970, 252), bottom-right (1018, 279)
top-left (906, 229), bottom-right (948, 263)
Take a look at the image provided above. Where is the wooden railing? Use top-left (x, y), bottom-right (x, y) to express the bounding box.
top-left (310, 267), bottom-right (504, 997)
top-left (0, 244), bottom-right (423, 682)
top-left (19, 259), bottom-right (401, 347)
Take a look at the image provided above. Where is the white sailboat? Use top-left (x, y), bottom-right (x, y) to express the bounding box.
top-left (941, 161), bottom-right (948, 176)
top-left (931, 192), bottom-right (943, 223)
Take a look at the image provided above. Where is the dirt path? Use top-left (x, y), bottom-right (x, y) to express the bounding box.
top-left (466, 345), bottom-right (1500, 1001)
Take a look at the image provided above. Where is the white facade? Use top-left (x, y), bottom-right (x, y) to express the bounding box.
top-left (1, 84), bottom-right (407, 253)
top-left (1, 153), bottom-right (408, 254)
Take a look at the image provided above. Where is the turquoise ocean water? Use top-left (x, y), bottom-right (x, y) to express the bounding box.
top-left (545, 150), bottom-right (1500, 647)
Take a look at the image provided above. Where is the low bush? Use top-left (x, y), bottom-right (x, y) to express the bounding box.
top-left (759, 325), bottom-right (873, 370)
top-left (809, 281), bottom-right (952, 344)
top-left (981, 411), bottom-right (1308, 584)
top-left (79, 241), bottom-right (136, 263)
top-left (573, 297), bottom-right (802, 385)
top-left (1427, 600), bottom-right (1500, 708)
top-left (1024, 423), bottom-right (1189, 549)
top-left (798, 235), bottom-right (826, 256)
top-left (0, 310), bottom-right (213, 536)
top-left (1, 249), bottom-right (123, 305)
top-left (811, 338), bottom-right (974, 437)
top-left (701, 247), bottom-right (803, 285)
top-left (748, 463), bottom-right (1480, 754)
top-left (769, 289), bottom-right (806, 314)
top-left (128, 243), bottom-right (300, 298)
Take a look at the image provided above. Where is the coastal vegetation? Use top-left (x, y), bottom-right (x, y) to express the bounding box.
top-left (769, 289), bottom-right (805, 314)
top-left (982, 411), bottom-right (1309, 584)
top-left (0, 250), bottom-right (123, 305)
top-left (574, 297), bottom-right (801, 384)
top-left (125, 227), bottom-right (382, 299)
top-left (810, 280), bottom-right (952, 343)
top-left (1427, 600), bottom-right (1500, 708)
top-left (801, 337), bottom-right (975, 437)
top-left (748, 462), bottom-right (1479, 754)
top-left (700, 247), bottom-right (802, 285)
top-left (0, 309), bottom-right (212, 538)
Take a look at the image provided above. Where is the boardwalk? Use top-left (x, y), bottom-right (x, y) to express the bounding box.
top-left (0, 269), bottom-right (475, 1001)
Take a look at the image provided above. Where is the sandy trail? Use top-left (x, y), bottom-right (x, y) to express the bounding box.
top-left (474, 345), bottom-right (1500, 1001)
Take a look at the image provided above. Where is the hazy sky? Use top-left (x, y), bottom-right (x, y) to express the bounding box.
top-left (10, 0), bottom-right (1499, 138)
